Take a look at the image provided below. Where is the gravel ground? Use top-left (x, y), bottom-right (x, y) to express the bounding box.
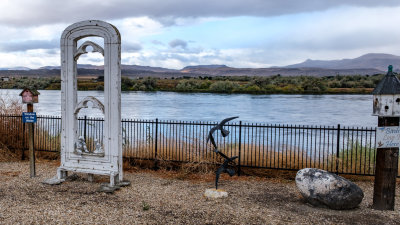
top-left (1, 161), bottom-right (400, 225)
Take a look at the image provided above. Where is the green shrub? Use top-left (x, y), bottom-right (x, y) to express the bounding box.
top-left (243, 85), bottom-right (261, 93)
top-left (142, 77), bottom-right (156, 90)
top-left (176, 80), bottom-right (199, 91)
top-left (209, 81), bottom-right (240, 93)
top-left (121, 77), bottom-right (134, 91)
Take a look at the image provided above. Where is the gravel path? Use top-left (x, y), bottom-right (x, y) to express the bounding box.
top-left (0, 161), bottom-right (400, 224)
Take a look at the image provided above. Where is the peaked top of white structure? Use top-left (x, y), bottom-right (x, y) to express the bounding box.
top-left (61, 20), bottom-right (120, 44)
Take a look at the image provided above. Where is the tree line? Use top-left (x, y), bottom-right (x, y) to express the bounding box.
top-left (0, 73), bottom-right (388, 94)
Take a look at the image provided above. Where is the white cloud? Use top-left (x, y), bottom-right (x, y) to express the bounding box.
top-left (0, 39), bottom-right (58, 52)
top-left (1, 0), bottom-right (399, 27)
top-left (115, 17), bottom-right (164, 41)
top-left (169, 39), bottom-right (187, 49)
top-left (0, 49), bottom-right (60, 69)
top-left (0, 1), bottom-right (399, 69)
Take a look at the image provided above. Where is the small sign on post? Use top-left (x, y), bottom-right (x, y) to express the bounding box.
top-left (376, 127), bottom-right (400, 148)
top-left (19, 88), bottom-right (39, 178)
top-left (22, 112), bottom-right (37, 123)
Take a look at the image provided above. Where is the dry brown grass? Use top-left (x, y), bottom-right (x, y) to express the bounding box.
top-left (120, 138), bottom-right (316, 180)
top-left (0, 93), bottom-right (24, 156)
top-left (0, 142), bottom-right (19, 162)
top-left (0, 92), bottom-right (23, 115)
top-left (0, 93), bottom-right (60, 160)
top-left (0, 121), bottom-right (380, 180)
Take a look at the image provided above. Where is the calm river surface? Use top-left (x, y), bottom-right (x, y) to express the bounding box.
top-left (0, 89), bottom-right (375, 127)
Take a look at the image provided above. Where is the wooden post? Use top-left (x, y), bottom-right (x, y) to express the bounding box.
top-left (371, 65), bottom-right (400, 210)
top-left (27, 103), bottom-right (36, 178)
top-left (373, 117), bottom-right (399, 210)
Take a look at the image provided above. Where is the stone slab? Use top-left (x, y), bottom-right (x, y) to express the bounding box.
top-left (42, 176), bottom-right (65, 185)
top-left (117, 180), bottom-right (131, 187)
top-left (204, 188), bottom-right (228, 198)
top-left (97, 183), bottom-right (121, 193)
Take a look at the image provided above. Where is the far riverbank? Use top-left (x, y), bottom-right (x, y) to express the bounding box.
top-left (0, 73), bottom-right (384, 94)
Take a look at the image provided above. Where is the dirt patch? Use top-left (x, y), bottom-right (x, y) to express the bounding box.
top-left (0, 161), bottom-right (399, 224)
top-left (0, 171), bottom-right (20, 176)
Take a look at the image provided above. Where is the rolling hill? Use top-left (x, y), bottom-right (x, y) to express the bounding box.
top-left (285, 53), bottom-right (400, 71)
top-left (1, 53), bottom-right (398, 78)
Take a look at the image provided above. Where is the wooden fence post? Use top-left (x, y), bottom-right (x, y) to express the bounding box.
top-left (371, 65), bottom-right (400, 210)
top-left (373, 117), bottom-right (399, 210)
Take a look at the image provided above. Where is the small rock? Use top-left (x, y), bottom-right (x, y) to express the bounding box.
top-left (295, 168), bottom-right (364, 210)
top-left (97, 184), bottom-right (120, 193)
top-left (117, 180), bottom-right (131, 187)
top-left (42, 176), bottom-right (65, 185)
top-left (204, 188), bottom-right (228, 198)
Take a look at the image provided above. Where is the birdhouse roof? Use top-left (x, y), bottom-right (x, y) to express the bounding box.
top-left (19, 88), bottom-right (40, 96)
top-left (372, 65), bottom-right (400, 95)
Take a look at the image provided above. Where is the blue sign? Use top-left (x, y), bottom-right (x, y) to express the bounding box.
top-left (22, 112), bottom-right (37, 123)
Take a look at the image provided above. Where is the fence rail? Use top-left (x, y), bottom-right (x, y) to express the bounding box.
top-left (0, 114), bottom-right (386, 177)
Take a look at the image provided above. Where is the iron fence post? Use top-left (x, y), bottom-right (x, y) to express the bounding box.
top-left (21, 120), bottom-right (25, 160)
top-left (238, 121), bottom-right (242, 176)
top-left (83, 115), bottom-right (87, 140)
top-left (154, 118), bottom-right (159, 170)
top-left (336, 124), bottom-right (340, 175)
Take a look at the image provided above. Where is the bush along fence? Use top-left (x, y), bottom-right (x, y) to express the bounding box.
top-left (0, 114), bottom-right (386, 177)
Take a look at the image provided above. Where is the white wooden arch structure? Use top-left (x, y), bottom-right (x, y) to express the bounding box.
top-left (57, 20), bottom-right (122, 186)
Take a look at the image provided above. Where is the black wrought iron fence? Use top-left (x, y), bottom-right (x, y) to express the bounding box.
top-left (0, 114), bottom-right (383, 176)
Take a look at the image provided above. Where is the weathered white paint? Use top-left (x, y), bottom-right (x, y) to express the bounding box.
top-left (57, 20), bottom-right (122, 185)
top-left (74, 41), bottom-right (104, 61)
top-left (74, 96), bottom-right (105, 114)
top-left (373, 94), bottom-right (400, 116)
top-left (376, 126), bottom-right (400, 148)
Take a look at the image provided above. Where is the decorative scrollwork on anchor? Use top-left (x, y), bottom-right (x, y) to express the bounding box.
top-left (74, 41), bottom-right (104, 61)
top-left (74, 96), bottom-right (105, 115)
top-left (207, 116), bottom-right (239, 189)
top-left (74, 96), bottom-right (105, 156)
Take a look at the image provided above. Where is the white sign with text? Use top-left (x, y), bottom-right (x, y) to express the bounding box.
top-left (376, 126), bottom-right (400, 148)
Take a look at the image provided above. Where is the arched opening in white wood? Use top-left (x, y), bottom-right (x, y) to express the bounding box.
top-left (58, 20), bottom-right (122, 186)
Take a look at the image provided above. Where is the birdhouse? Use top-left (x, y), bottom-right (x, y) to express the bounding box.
top-left (19, 88), bottom-right (40, 104)
top-left (372, 65), bottom-right (400, 116)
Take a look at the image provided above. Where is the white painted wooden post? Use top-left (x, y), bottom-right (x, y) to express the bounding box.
top-left (57, 20), bottom-right (122, 185)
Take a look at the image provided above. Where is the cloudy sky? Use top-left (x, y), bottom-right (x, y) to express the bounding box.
top-left (0, 0), bottom-right (399, 69)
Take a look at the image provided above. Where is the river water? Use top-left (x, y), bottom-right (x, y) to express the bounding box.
top-left (0, 89), bottom-right (375, 127)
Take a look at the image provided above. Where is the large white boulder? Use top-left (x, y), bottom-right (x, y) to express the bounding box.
top-left (295, 168), bottom-right (364, 210)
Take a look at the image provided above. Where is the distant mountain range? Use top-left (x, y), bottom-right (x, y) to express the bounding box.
top-left (0, 66), bottom-right (30, 71)
top-left (39, 64), bottom-right (177, 72)
top-left (0, 53), bottom-right (398, 78)
top-left (285, 53), bottom-right (400, 71)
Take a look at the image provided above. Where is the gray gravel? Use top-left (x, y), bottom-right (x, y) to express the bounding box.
top-left (0, 161), bottom-right (400, 224)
